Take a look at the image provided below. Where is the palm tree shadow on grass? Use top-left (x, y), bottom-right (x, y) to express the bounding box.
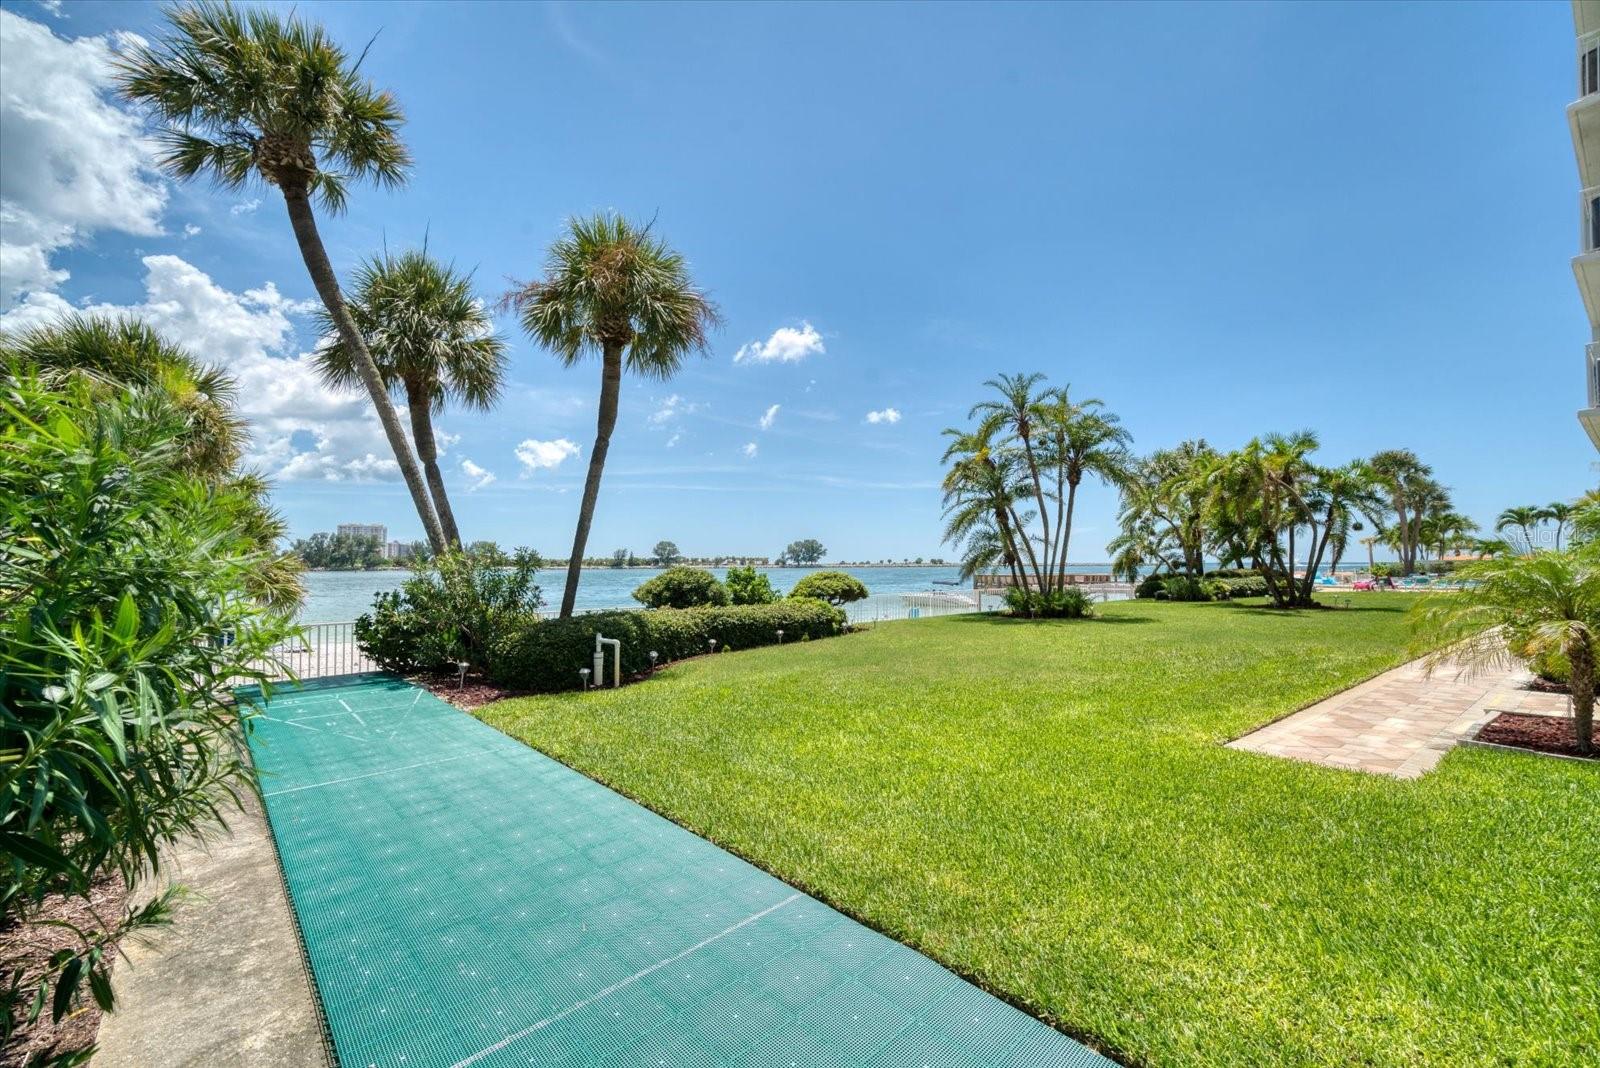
top-left (943, 612), bottom-right (1158, 626)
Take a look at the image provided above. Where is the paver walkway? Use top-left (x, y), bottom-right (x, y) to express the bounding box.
top-left (1228, 657), bottom-right (1570, 777)
top-left (246, 675), bottom-right (1114, 1068)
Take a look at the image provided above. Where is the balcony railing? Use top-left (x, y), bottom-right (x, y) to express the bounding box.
top-left (1588, 343), bottom-right (1600, 409)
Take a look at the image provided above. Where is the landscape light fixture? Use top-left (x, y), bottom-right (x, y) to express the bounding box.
top-left (579, 667), bottom-right (591, 690)
top-left (776, 629), bottom-right (784, 644)
top-left (649, 650), bottom-right (659, 671)
top-left (708, 638), bottom-right (718, 654)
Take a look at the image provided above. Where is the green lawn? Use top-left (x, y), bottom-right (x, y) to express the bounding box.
top-left (476, 595), bottom-right (1598, 1067)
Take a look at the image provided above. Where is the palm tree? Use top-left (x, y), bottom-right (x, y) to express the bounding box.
top-left (1496, 506), bottom-right (1545, 554)
top-left (7, 314), bottom-right (244, 479)
top-left (970, 373), bottom-right (1052, 588)
top-left (1370, 449), bottom-right (1440, 576)
top-left (1541, 502), bottom-right (1575, 551)
top-left (1411, 546), bottom-right (1600, 755)
top-left (314, 249), bottom-right (507, 547)
top-left (117, 2), bottom-right (445, 551)
top-left (504, 215), bottom-right (719, 618)
top-left (1038, 388), bottom-right (1131, 588)
top-left (941, 427), bottom-right (1029, 589)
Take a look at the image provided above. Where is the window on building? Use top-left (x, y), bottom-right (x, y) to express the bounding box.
top-left (1584, 47), bottom-right (1599, 96)
top-left (1590, 195), bottom-right (1600, 252)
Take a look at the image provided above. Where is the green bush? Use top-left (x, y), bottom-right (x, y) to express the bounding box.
top-left (1160, 575), bottom-right (1210, 602)
top-left (1371, 562), bottom-right (1398, 578)
top-left (1204, 567), bottom-right (1261, 579)
top-left (355, 546), bottom-right (542, 673)
top-left (788, 570), bottom-right (869, 606)
top-left (1, 358), bottom-right (297, 1042)
top-left (632, 566), bottom-right (729, 609)
top-left (1508, 623), bottom-right (1571, 685)
top-left (1135, 572), bottom-right (1169, 599)
top-left (1004, 587), bottom-right (1096, 619)
top-left (1205, 576), bottom-right (1269, 600)
top-left (488, 601), bottom-right (846, 692)
top-left (725, 565), bottom-right (778, 605)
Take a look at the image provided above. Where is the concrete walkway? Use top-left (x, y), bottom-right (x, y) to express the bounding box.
top-left (1228, 658), bottom-right (1570, 778)
top-left (95, 793), bottom-right (328, 1068)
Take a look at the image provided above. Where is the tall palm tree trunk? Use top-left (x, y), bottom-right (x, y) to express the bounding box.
top-left (1056, 477), bottom-right (1079, 590)
top-left (1020, 437), bottom-right (1052, 592)
top-left (404, 381), bottom-right (461, 547)
top-left (559, 345), bottom-right (622, 618)
top-left (280, 187), bottom-right (445, 551)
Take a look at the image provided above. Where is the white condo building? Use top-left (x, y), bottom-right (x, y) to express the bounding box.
top-left (336, 522), bottom-right (387, 543)
top-left (1571, 1), bottom-right (1600, 447)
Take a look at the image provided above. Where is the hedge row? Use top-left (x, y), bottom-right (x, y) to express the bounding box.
top-left (488, 599), bottom-right (847, 692)
top-left (1135, 573), bottom-right (1271, 601)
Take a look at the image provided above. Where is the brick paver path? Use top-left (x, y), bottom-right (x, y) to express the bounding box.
top-left (1228, 659), bottom-right (1571, 778)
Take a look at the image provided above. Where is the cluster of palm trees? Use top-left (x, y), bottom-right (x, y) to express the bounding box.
top-left (1109, 434), bottom-right (1405, 608)
top-left (1494, 503), bottom-right (1576, 554)
top-left (116, 2), bottom-right (717, 618)
top-left (940, 372), bottom-right (1131, 597)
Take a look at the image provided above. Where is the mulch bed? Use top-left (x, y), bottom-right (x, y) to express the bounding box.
top-left (410, 672), bottom-right (525, 710)
top-left (0, 872), bottom-right (129, 1068)
top-left (1475, 712), bottom-right (1596, 761)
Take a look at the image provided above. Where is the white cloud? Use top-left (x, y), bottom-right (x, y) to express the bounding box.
top-left (230, 198), bottom-right (262, 216)
top-left (435, 430), bottom-right (461, 456)
top-left (515, 437), bottom-right (579, 473)
top-left (758, 403), bottom-right (780, 430)
top-left (866, 407), bottom-right (902, 425)
top-left (0, 253), bottom-right (406, 484)
top-left (733, 321), bottom-right (824, 364)
top-left (182, 223), bottom-right (202, 238)
top-left (648, 392), bottom-right (701, 426)
top-left (460, 458), bottom-right (496, 491)
top-left (664, 428), bottom-right (683, 448)
top-left (0, 10), bottom-right (167, 310)
top-left (741, 441), bottom-right (758, 459)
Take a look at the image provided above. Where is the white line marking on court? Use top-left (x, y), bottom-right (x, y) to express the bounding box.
top-left (351, 712), bottom-right (365, 726)
top-left (386, 689), bottom-right (427, 739)
top-left (446, 892), bottom-right (803, 1068)
top-left (338, 698), bottom-right (352, 712)
top-left (262, 755), bottom-right (469, 797)
top-left (261, 716), bottom-right (322, 732)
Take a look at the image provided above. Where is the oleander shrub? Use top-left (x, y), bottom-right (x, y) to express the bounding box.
top-left (725, 565), bottom-right (778, 605)
top-left (632, 566), bottom-right (729, 609)
top-left (1, 358), bottom-right (297, 1050)
top-left (1004, 587), bottom-right (1096, 619)
top-left (788, 570), bottom-right (869, 606)
top-left (488, 601), bottom-right (846, 692)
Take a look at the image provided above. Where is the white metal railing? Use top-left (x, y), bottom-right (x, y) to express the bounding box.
top-left (253, 621), bottom-right (380, 684)
top-left (1589, 342), bottom-right (1600, 409)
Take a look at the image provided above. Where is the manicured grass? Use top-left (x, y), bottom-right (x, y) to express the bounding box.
top-left (477, 596), bottom-right (1598, 1067)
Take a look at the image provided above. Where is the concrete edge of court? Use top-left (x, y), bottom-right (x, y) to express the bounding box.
top-left (94, 789), bottom-right (329, 1068)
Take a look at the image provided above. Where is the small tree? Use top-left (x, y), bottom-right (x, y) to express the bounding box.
top-left (790, 570), bottom-right (868, 606)
top-left (1410, 546), bottom-right (1599, 755)
top-left (653, 540), bottom-right (681, 566)
top-left (726, 566), bottom-right (778, 605)
top-left (785, 538), bottom-right (827, 565)
top-left (633, 567), bottom-right (729, 609)
top-left (611, 548), bottom-right (630, 568)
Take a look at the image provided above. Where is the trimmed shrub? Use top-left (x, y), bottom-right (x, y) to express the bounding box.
top-left (1135, 572), bottom-right (1168, 599)
top-left (1205, 576), bottom-right (1269, 600)
top-left (788, 570), bottom-right (869, 606)
top-left (488, 600), bottom-right (846, 692)
top-left (1204, 567), bottom-right (1261, 579)
top-left (725, 565), bottom-right (778, 605)
top-left (1160, 575), bottom-right (1210, 602)
top-left (1004, 587), bottom-right (1095, 619)
top-left (632, 566), bottom-right (729, 609)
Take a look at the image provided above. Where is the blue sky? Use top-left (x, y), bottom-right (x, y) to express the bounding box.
top-left (1, 0), bottom-right (1590, 560)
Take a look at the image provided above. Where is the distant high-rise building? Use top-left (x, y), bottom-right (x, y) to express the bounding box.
top-left (1571, 1), bottom-right (1600, 448)
top-left (337, 522), bottom-right (387, 543)
top-left (383, 540), bottom-right (416, 561)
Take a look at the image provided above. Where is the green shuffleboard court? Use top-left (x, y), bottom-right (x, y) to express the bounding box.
top-left (244, 675), bottom-right (1115, 1068)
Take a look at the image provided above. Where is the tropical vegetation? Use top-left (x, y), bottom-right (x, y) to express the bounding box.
top-left (787, 570), bottom-right (870, 606)
top-left (504, 215), bottom-right (720, 618)
top-left (941, 372), bottom-right (1129, 609)
top-left (1, 336), bottom-right (297, 1062)
top-left (117, 1), bottom-right (449, 551)
top-left (313, 249), bottom-right (507, 547)
top-left (631, 566), bottom-right (729, 609)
